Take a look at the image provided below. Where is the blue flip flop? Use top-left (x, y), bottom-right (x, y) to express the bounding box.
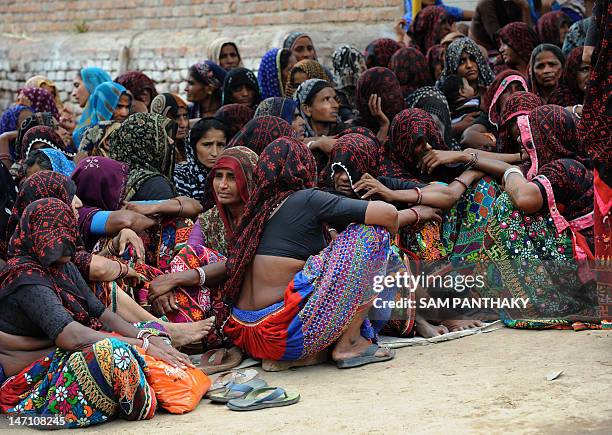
top-left (336, 344), bottom-right (395, 369)
top-left (208, 378), bottom-right (268, 404)
top-left (226, 387), bottom-right (300, 411)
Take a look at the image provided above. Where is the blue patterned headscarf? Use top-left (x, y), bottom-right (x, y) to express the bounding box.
top-left (39, 149), bottom-right (76, 177)
top-left (72, 82), bottom-right (129, 148)
top-left (254, 97), bottom-right (297, 123)
top-left (257, 48), bottom-right (284, 99)
top-left (80, 67), bottom-right (112, 94)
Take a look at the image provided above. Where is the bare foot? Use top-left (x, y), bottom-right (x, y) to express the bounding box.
top-left (163, 316), bottom-right (215, 347)
top-left (262, 350), bottom-right (329, 372)
top-left (441, 319), bottom-right (484, 332)
top-left (415, 316), bottom-right (449, 338)
top-left (331, 336), bottom-right (392, 362)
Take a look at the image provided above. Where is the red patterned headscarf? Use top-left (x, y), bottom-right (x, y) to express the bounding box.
top-left (227, 115), bottom-right (296, 155)
top-left (0, 198), bottom-right (103, 330)
top-left (380, 108), bottom-right (447, 182)
top-left (537, 11), bottom-right (570, 46)
top-left (426, 44), bottom-right (445, 80)
top-left (482, 70), bottom-right (528, 128)
top-left (518, 105), bottom-right (590, 180)
top-left (497, 22), bottom-right (540, 63)
top-left (215, 103), bottom-right (255, 141)
top-left (330, 132), bottom-right (381, 190)
top-left (408, 6), bottom-right (452, 55)
top-left (365, 38), bottom-right (403, 69)
top-left (223, 136), bottom-right (316, 302)
top-left (389, 47), bottom-right (433, 97)
top-left (115, 71), bottom-right (158, 107)
top-left (497, 91), bottom-right (543, 153)
top-left (548, 46), bottom-right (586, 107)
top-left (355, 67), bottom-right (404, 132)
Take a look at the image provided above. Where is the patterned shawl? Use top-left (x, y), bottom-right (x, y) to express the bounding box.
top-left (222, 68), bottom-right (262, 107)
top-left (283, 32), bottom-right (318, 59)
top-left (115, 71), bottom-right (158, 105)
top-left (207, 38), bottom-right (243, 68)
top-left (258, 48), bottom-right (284, 99)
top-left (441, 37), bottom-right (495, 88)
top-left (577, 1), bottom-right (611, 185)
top-left (0, 198), bottom-right (103, 330)
top-left (14, 112), bottom-right (57, 159)
top-left (108, 112), bottom-right (175, 201)
top-left (389, 47), bottom-right (433, 98)
top-left (482, 70), bottom-right (528, 128)
top-left (537, 11), bottom-right (570, 46)
top-left (227, 115), bottom-right (296, 155)
top-left (518, 105), bottom-right (590, 180)
top-left (201, 146), bottom-right (259, 251)
top-left (330, 132), bottom-right (381, 191)
top-left (24, 75), bottom-right (62, 108)
top-left (408, 6), bottom-right (451, 54)
top-left (562, 17), bottom-right (592, 55)
top-left (380, 108), bottom-right (448, 183)
top-left (548, 47), bottom-right (585, 107)
top-left (151, 93), bottom-right (188, 119)
top-left (21, 125), bottom-right (72, 160)
top-left (18, 87), bottom-right (60, 120)
top-left (38, 149), bottom-right (75, 177)
top-left (497, 91), bottom-right (543, 153)
top-left (497, 22), bottom-right (540, 64)
top-left (80, 67), bottom-right (112, 94)
top-left (73, 82), bottom-right (129, 148)
top-left (365, 38), bottom-right (403, 69)
top-left (6, 171), bottom-right (76, 249)
top-left (285, 59), bottom-right (329, 98)
top-left (215, 104), bottom-right (255, 141)
top-left (254, 97), bottom-right (298, 123)
top-left (223, 136), bottom-right (317, 303)
top-left (332, 45), bottom-right (367, 92)
top-left (355, 67), bottom-right (404, 132)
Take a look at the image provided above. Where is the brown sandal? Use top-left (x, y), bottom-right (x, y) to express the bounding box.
top-left (199, 346), bottom-right (244, 375)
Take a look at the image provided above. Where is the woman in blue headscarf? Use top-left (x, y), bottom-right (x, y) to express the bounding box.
top-left (71, 67), bottom-right (112, 109)
top-left (24, 148), bottom-right (76, 178)
top-left (72, 82), bottom-right (131, 149)
top-left (257, 48), bottom-right (296, 99)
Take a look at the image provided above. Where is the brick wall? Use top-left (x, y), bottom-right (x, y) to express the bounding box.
top-left (0, 0), bottom-right (477, 112)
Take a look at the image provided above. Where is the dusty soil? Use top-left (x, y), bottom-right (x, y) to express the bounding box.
top-left (6, 328), bottom-right (612, 434)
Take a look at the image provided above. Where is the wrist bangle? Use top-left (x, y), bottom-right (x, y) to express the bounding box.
top-left (196, 266), bottom-right (206, 287)
top-left (454, 177), bottom-right (469, 189)
top-left (414, 186), bottom-right (422, 205)
top-left (307, 140), bottom-right (315, 149)
top-left (465, 152), bottom-right (479, 169)
top-left (173, 198), bottom-right (183, 216)
top-left (571, 104), bottom-right (582, 119)
top-left (409, 208), bottom-right (421, 227)
top-left (137, 330), bottom-right (153, 340)
top-left (141, 336), bottom-right (150, 352)
top-left (502, 167), bottom-right (524, 185)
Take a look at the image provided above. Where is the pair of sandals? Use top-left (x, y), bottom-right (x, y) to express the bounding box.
top-left (206, 368), bottom-right (300, 411)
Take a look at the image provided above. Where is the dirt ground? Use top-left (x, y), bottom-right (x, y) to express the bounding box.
top-left (6, 327), bottom-right (612, 434)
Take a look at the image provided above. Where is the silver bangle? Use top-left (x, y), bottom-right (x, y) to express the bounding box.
top-left (196, 266), bottom-right (206, 287)
top-left (571, 104), bottom-right (582, 118)
top-left (141, 336), bottom-right (150, 352)
top-left (307, 140), bottom-right (315, 149)
top-left (502, 167), bottom-right (524, 185)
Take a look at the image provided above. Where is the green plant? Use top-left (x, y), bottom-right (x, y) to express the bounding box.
top-left (74, 20), bottom-right (89, 33)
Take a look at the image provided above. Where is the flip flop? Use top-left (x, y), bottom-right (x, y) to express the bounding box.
top-left (199, 346), bottom-right (244, 375)
top-left (205, 368), bottom-right (260, 398)
top-left (336, 344), bottom-right (395, 369)
top-left (226, 387), bottom-right (300, 411)
top-left (209, 378), bottom-right (268, 404)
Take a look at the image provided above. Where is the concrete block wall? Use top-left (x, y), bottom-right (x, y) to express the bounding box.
top-left (0, 0), bottom-right (477, 112)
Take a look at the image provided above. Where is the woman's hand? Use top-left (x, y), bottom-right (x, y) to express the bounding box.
top-left (145, 341), bottom-right (194, 369)
top-left (419, 150), bottom-right (467, 174)
top-left (148, 274), bottom-right (178, 301)
top-left (59, 107), bottom-right (76, 132)
top-left (411, 205), bottom-right (443, 223)
top-left (353, 173), bottom-right (397, 201)
top-left (113, 228), bottom-right (145, 261)
top-left (151, 290), bottom-right (179, 316)
top-left (310, 136), bottom-right (336, 155)
top-left (368, 94), bottom-right (390, 128)
top-left (123, 201), bottom-right (160, 217)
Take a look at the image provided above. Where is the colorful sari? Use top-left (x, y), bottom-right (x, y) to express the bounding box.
top-left (476, 159), bottom-right (598, 328)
